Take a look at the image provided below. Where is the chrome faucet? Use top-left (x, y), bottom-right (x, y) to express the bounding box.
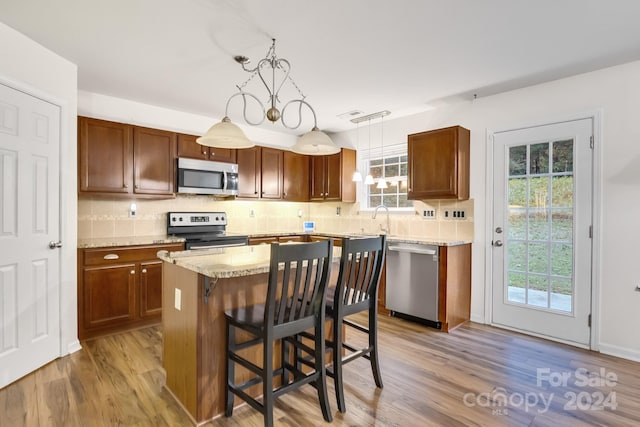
top-left (372, 204), bottom-right (390, 234)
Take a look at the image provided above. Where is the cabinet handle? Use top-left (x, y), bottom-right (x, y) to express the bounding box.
top-left (103, 254), bottom-right (119, 260)
top-left (123, 183), bottom-right (128, 188)
top-left (130, 270), bottom-right (135, 275)
top-left (141, 268), bottom-right (147, 273)
top-left (135, 184), bottom-right (139, 189)
top-left (202, 150), bottom-right (207, 155)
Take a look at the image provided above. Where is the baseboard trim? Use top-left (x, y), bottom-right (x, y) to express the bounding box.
top-left (598, 342), bottom-right (640, 362)
top-left (66, 340), bottom-right (82, 355)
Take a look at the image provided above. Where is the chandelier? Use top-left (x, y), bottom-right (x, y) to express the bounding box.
top-left (197, 39), bottom-right (340, 155)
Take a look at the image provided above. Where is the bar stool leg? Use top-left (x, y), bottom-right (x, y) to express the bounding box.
top-left (369, 308), bottom-right (383, 388)
top-left (225, 321), bottom-right (235, 416)
top-left (333, 315), bottom-right (346, 412)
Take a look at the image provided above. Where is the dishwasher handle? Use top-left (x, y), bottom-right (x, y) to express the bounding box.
top-left (387, 245), bottom-right (437, 256)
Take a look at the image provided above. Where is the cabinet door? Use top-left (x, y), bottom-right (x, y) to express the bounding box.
top-left (133, 126), bottom-right (176, 195)
top-left (283, 151), bottom-right (310, 201)
top-left (177, 133), bottom-right (209, 160)
top-left (78, 117), bottom-right (133, 194)
top-left (309, 156), bottom-right (326, 201)
top-left (139, 260), bottom-right (163, 318)
top-left (408, 126), bottom-right (469, 200)
top-left (83, 264), bottom-right (136, 329)
top-left (209, 147), bottom-right (237, 164)
top-left (237, 146), bottom-right (261, 198)
top-left (260, 147), bottom-right (283, 199)
top-left (324, 152), bottom-right (342, 200)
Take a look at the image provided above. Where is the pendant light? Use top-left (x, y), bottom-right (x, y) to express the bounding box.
top-left (352, 121), bottom-right (363, 182)
top-left (376, 114), bottom-right (388, 189)
top-left (364, 117), bottom-right (375, 185)
top-left (350, 111), bottom-right (390, 185)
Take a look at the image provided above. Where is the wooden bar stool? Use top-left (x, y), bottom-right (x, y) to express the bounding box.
top-left (224, 240), bottom-right (334, 427)
top-left (293, 235), bottom-right (386, 413)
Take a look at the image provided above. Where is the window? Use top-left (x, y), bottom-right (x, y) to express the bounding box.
top-left (360, 146), bottom-right (411, 209)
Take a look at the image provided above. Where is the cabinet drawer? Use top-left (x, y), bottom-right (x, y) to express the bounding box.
top-left (82, 243), bottom-right (184, 266)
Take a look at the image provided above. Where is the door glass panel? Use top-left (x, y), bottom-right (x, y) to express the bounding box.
top-left (551, 209), bottom-right (573, 241)
top-left (506, 139), bottom-right (575, 312)
top-left (552, 139), bottom-right (574, 173)
top-left (530, 143), bottom-right (549, 174)
top-left (509, 145), bottom-right (527, 175)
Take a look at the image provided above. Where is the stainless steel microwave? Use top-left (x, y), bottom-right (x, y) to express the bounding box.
top-left (177, 158), bottom-right (239, 196)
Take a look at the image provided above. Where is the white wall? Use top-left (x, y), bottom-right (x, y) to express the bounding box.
top-left (336, 61), bottom-right (640, 361)
top-left (0, 23), bottom-right (79, 354)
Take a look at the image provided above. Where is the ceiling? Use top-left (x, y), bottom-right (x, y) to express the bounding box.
top-left (3, 0), bottom-right (640, 135)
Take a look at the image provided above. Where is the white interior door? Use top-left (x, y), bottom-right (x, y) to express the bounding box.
top-left (0, 83), bottom-right (61, 388)
top-left (491, 118), bottom-right (593, 347)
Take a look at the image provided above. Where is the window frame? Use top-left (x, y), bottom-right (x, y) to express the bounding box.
top-left (356, 142), bottom-right (413, 213)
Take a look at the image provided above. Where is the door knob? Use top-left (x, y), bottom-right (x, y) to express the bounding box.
top-left (493, 240), bottom-right (503, 247)
top-left (48, 241), bottom-right (62, 249)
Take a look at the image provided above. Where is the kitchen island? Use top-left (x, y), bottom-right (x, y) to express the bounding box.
top-left (158, 244), bottom-right (341, 425)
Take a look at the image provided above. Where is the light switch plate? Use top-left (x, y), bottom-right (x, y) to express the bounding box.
top-left (422, 209), bottom-right (436, 220)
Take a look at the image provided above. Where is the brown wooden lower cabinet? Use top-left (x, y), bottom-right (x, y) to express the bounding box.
top-left (77, 243), bottom-right (184, 340)
top-left (438, 243), bottom-right (472, 332)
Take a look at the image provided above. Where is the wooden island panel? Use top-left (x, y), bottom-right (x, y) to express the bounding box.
top-left (162, 259), bottom-right (339, 424)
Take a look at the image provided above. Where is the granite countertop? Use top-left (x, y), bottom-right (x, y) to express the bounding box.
top-left (158, 244), bottom-right (343, 279)
top-left (311, 232), bottom-right (471, 247)
top-left (78, 232), bottom-right (470, 249)
top-left (78, 235), bottom-right (185, 249)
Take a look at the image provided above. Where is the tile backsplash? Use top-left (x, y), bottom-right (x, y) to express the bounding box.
top-left (77, 196), bottom-right (474, 241)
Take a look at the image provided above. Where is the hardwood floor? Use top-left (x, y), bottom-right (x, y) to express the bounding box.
top-left (1, 315), bottom-right (639, 426)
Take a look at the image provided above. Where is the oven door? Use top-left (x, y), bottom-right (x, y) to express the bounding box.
top-left (185, 236), bottom-right (248, 250)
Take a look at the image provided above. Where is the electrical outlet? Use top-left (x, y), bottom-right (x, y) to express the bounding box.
top-left (128, 202), bottom-right (137, 218)
top-left (174, 288), bottom-right (182, 311)
top-left (249, 208), bottom-right (255, 218)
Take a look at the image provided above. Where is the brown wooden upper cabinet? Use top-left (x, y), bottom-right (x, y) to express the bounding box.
top-left (283, 151), bottom-right (310, 201)
top-left (237, 146), bottom-right (284, 199)
top-left (310, 148), bottom-right (356, 202)
top-left (260, 147), bottom-right (284, 199)
top-left (78, 116), bottom-right (176, 198)
top-left (177, 133), bottom-right (237, 164)
top-left (407, 126), bottom-right (470, 200)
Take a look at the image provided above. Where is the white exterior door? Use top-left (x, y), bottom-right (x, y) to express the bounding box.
top-left (0, 83), bottom-right (61, 388)
top-left (491, 118), bottom-right (593, 347)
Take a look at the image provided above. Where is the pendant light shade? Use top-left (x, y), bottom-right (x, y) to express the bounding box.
top-left (364, 174), bottom-right (375, 185)
top-left (196, 116), bottom-right (254, 148)
top-left (290, 127), bottom-right (341, 155)
top-left (376, 178), bottom-right (388, 189)
top-left (352, 171), bottom-right (363, 182)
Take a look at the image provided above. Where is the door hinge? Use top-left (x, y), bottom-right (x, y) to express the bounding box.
top-left (590, 135), bottom-right (594, 149)
top-left (589, 225), bottom-right (593, 238)
top-left (588, 314), bottom-right (592, 327)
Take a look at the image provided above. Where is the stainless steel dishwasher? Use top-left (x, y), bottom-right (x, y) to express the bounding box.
top-left (385, 242), bottom-right (441, 328)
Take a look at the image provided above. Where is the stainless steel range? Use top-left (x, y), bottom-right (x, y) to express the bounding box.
top-left (167, 212), bottom-right (248, 249)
